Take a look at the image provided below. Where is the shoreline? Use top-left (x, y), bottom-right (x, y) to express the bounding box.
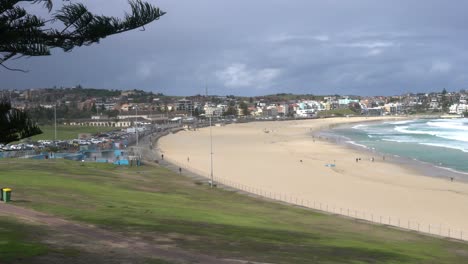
top-left (157, 116), bottom-right (468, 240)
top-left (318, 120), bottom-right (468, 183)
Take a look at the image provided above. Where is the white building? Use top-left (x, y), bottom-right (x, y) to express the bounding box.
top-left (295, 109), bottom-right (315, 118)
top-left (449, 104), bottom-right (467, 114)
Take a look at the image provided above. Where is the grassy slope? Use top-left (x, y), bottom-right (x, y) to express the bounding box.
top-left (1, 159), bottom-right (468, 263)
top-left (24, 125), bottom-right (118, 141)
top-left (0, 218), bottom-right (48, 262)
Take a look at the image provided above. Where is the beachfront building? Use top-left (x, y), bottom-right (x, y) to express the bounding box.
top-left (449, 103), bottom-right (468, 114)
top-left (338, 97), bottom-right (360, 109)
top-left (383, 103), bottom-right (403, 115)
top-left (176, 99), bottom-right (194, 112)
top-left (366, 107), bottom-right (384, 116)
top-left (205, 105), bottom-right (223, 117)
top-left (251, 107), bottom-right (263, 116)
top-left (264, 105), bottom-right (279, 117)
top-left (428, 97), bottom-right (440, 111)
top-left (295, 109), bottom-right (315, 118)
top-left (66, 118), bottom-right (133, 127)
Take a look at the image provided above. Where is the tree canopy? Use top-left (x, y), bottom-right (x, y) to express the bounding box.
top-left (0, 0), bottom-right (165, 71)
top-left (0, 98), bottom-right (42, 144)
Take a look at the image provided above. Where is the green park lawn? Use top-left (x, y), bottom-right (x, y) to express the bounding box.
top-left (0, 218), bottom-right (48, 262)
top-left (1, 159), bottom-right (468, 263)
top-left (24, 125), bottom-right (118, 141)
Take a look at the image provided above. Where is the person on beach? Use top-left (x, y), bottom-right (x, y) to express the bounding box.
top-left (356, 158), bottom-right (358, 163)
top-left (300, 160), bottom-right (303, 163)
top-left (161, 154), bottom-right (164, 160)
top-left (179, 167), bottom-right (182, 174)
top-left (450, 177), bottom-right (454, 182)
top-left (187, 157), bottom-right (190, 162)
top-left (371, 157), bottom-right (374, 162)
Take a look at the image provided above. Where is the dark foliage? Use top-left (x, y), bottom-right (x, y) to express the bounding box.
top-left (0, 98), bottom-right (42, 144)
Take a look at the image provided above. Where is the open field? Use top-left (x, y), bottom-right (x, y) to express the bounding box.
top-left (0, 218), bottom-right (48, 262)
top-left (25, 125), bottom-right (118, 141)
top-left (1, 159), bottom-right (468, 263)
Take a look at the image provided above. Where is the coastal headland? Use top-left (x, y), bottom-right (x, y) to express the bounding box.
top-left (159, 116), bottom-right (468, 239)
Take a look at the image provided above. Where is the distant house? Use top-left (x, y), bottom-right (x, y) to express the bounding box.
top-left (176, 99), bottom-right (194, 112)
top-left (383, 103), bottom-right (402, 114)
top-left (449, 104), bottom-right (467, 114)
top-left (120, 103), bottom-right (131, 112)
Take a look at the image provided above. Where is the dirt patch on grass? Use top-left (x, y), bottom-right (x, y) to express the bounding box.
top-left (0, 203), bottom-right (245, 264)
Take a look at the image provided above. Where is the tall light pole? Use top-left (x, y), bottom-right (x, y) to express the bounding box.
top-left (135, 105), bottom-right (138, 146)
top-left (54, 104), bottom-right (57, 141)
top-left (209, 113), bottom-right (214, 188)
top-left (205, 85), bottom-right (214, 187)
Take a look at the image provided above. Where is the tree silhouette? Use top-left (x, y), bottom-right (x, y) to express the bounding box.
top-left (0, 98), bottom-right (42, 144)
top-left (0, 0), bottom-right (165, 71)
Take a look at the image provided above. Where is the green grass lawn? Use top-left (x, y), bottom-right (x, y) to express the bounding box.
top-left (0, 218), bottom-right (48, 262)
top-left (317, 108), bottom-right (358, 117)
top-left (1, 159), bottom-right (468, 263)
top-left (24, 125), bottom-right (118, 141)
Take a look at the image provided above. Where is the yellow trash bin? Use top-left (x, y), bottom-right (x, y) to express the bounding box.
top-left (2, 188), bottom-right (12, 202)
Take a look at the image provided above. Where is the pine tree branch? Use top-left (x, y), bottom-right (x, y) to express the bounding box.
top-left (0, 0), bottom-right (165, 68)
top-left (0, 62), bottom-right (28, 72)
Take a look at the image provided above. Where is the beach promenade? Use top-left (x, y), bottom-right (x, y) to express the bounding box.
top-left (158, 117), bottom-right (468, 240)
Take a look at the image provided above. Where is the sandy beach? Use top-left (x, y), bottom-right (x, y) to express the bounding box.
top-left (158, 117), bottom-right (468, 239)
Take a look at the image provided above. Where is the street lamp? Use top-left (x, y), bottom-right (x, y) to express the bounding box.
top-left (209, 109), bottom-right (214, 188)
top-left (135, 105), bottom-right (138, 146)
top-left (54, 104), bottom-right (57, 141)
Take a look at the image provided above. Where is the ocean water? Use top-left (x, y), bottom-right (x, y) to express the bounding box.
top-left (328, 118), bottom-right (468, 175)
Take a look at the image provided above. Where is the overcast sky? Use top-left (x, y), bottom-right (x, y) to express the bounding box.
top-left (2, 0), bottom-right (468, 96)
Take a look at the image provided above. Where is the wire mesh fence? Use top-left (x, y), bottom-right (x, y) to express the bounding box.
top-left (163, 156), bottom-right (467, 242)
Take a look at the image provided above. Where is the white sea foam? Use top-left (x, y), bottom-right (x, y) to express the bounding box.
top-left (394, 126), bottom-right (436, 135)
top-left (385, 120), bottom-right (414, 125)
top-left (434, 165), bottom-right (468, 176)
top-left (346, 141), bottom-right (369, 149)
top-left (427, 120), bottom-right (468, 131)
top-left (381, 137), bottom-right (420, 143)
top-left (419, 142), bottom-right (468, 153)
top-left (337, 118), bottom-right (468, 173)
top-left (352, 124), bottom-right (368, 129)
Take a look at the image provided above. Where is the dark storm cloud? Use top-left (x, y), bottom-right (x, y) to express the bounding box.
top-left (2, 0), bottom-right (468, 95)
